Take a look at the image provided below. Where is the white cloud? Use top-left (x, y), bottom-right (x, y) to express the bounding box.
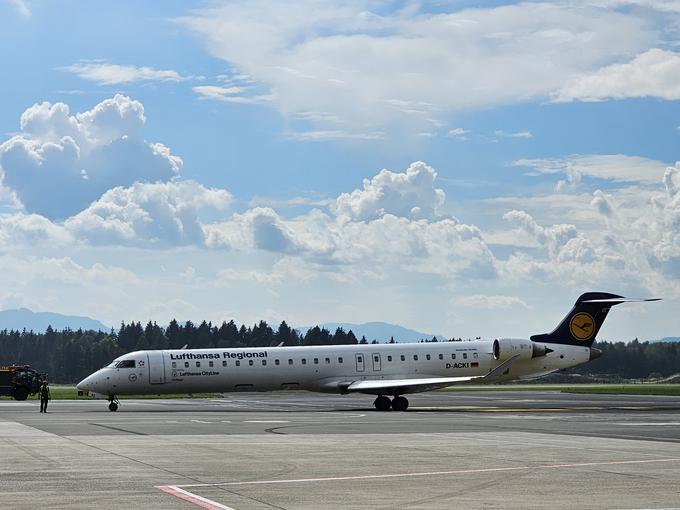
top-left (515, 154), bottom-right (667, 184)
top-left (591, 189), bottom-right (615, 217)
top-left (61, 62), bottom-right (194, 86)
top-left (6, 0), bottom-right (30, 17)
top-left (192, 85), bottom-right (272, 104)
top-left (0, 95), bottom-right (182, 219)
top-left (0, 212), bottom-right (70, 247)
top-left (553, 49), bottom-right (680, 102)
top-left (0, 253), bottom-right (138, 289)
top-left (334, 161), bottom-right (445, 221)
top-left (495, 130), bottom-right (533, 139)
top-left (205, 207), bottom-right (299, 253)
top-left (65, 181), bottom-right (232, 246)
top-left (497, 162), bottom-right (680, 297)
top-left (455, 294), bottom-right (529, 309)
top-left (181, 1), bottom-right (656, 134)
top-left (447, 128), bottom-right (471, 140)
top-left (202, 162), bottom-right (496, 281)
top-left (588, 1), bottom-right (680, 13)
top-left (289, 130), bottom-right (386, 141)
top-left (503, 210), bottom-right (579, 258)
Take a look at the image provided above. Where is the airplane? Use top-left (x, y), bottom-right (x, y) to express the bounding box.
top-left (77, 292), bottom-right (660, 412)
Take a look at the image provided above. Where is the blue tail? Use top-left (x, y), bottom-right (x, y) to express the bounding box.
top-left (530, 292), bottom-right (660, 347)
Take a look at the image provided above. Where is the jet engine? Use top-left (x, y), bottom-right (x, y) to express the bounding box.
top-left (492, 338), bottom-right (552, 361)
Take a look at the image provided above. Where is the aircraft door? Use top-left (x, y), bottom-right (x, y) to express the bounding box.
top-left (372, 353), bottom-right (381, 371)
top-left (147, 351), bottom-right (166, 385)
top-left (355, 353), bottom-right (365, 372)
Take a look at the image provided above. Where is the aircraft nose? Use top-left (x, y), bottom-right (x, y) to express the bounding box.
top-left (77, 373), bottom-right (97, 391)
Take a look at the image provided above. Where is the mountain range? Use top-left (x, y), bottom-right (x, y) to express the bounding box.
top-left (297, 322), bottom-right (445, 342)
top-left (0, 308), bottom-right (109, 332)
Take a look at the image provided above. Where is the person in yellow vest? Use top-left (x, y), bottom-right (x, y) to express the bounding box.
top-left (39, 381), bottom-right (50, 413)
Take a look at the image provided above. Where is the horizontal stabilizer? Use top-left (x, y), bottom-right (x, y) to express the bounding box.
top-left (581, 297), bottom-right (661, 304)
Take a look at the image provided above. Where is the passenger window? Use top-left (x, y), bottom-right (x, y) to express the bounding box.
top-left (325, 358), bottom-right (330, 364)
top-left (426, 354), bottom-right (431, 360)
top-left (249, 359), bottom-right (254, 366)
top-left (172, 362), bottom-right (177, 368)
top-left (473, 352), bottom-right (478, 359)
top-left (438, 354), bottom-right (443, 360)
top-left (400, 355), bottom-right (405, 361)
top-left (275, 359), bottom-right (280, 365)
top-left (338, 357), bottom-right (343, 363)
top-left (185, 362), bottom-right (189, 368)
top-left (463, 353), bottom-right (468, 359)
top-left (209, 361), bottom-right (214, 367)
top-left (302, 358), bottom-right (307, 365)
top-left (288, 359), bottom-right (293, 365)
top-left (413, 355), bottom-right (418, 361)
top-left (196, 362), bottom-right (200, 368)
top-left (222, 360), bottom-right (227, 367)
top-left (262, 360), bottom-right (267, 366)
top-left (314, 358), bottom-right (319, 364)
top-left (236, 360), bottom-right (240, 366)
top-left (387, 355), bottom-right (392, 362)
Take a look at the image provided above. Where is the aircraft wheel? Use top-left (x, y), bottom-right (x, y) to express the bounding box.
top-left (108, 402), bottom-right (118, 412)
top-left (391, 396), bottom-right (409, 412)
top-left (373, 395), bottom-right (391, 411)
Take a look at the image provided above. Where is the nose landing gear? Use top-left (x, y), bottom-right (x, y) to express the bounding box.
top-left (108, 395), bottom-right (120, 412)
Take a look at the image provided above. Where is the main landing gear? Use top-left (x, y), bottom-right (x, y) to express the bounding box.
top-left (108, 395), bottom-right (120, 412)
top-left (373, 395), bottom-right (409, 411)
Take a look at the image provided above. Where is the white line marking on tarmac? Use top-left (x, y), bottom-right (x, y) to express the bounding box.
top-left (244, 420), bottom-right (289, 423)
top-left (612, 423), bottom-right (680, 427)
top-left (176, 457), bottom-right (680, 488)
top-left (157, 485), bottom-right (236, 510)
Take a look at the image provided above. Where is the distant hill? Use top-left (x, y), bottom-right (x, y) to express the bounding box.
top-left (649, 337), bottom-right (680, 343)
top-left (297, 322), bottom-right (445, 342)
top-left (0, 308), bottom-right (109, 332)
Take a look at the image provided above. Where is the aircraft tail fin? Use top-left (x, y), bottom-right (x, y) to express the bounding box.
top-left (530, 292), bottom-right (660, 347)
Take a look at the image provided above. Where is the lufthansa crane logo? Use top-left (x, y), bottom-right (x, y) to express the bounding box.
top-left (569, 312), bottom-right (595, 342)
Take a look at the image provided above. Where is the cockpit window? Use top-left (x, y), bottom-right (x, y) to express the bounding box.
top-left (115, 359), bottom-right (136, 369)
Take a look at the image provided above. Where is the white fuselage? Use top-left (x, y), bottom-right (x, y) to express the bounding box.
top-left (77, 339), bottom-right (590, 397)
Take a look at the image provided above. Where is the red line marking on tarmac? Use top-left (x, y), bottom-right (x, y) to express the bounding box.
top-left (156, 485), bottom-right (236, 510)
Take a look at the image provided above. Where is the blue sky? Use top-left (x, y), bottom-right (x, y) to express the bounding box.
top-left (1, 0), bottom-right (679, 340)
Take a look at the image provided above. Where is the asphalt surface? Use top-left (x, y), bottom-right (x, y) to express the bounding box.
top-left (2, 390), bottom-right (680, 509)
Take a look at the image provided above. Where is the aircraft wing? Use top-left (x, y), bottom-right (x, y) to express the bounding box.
top-left (345, 375), bottom-right (480, 394)
top-left (343, 354), bottom-right (519, 395)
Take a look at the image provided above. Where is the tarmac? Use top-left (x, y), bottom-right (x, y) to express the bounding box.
top-left (1, 390), bottom-right (680, 509)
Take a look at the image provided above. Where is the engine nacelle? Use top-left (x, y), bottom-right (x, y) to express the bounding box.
top-left (492, 338), bottom-right (551, 361)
